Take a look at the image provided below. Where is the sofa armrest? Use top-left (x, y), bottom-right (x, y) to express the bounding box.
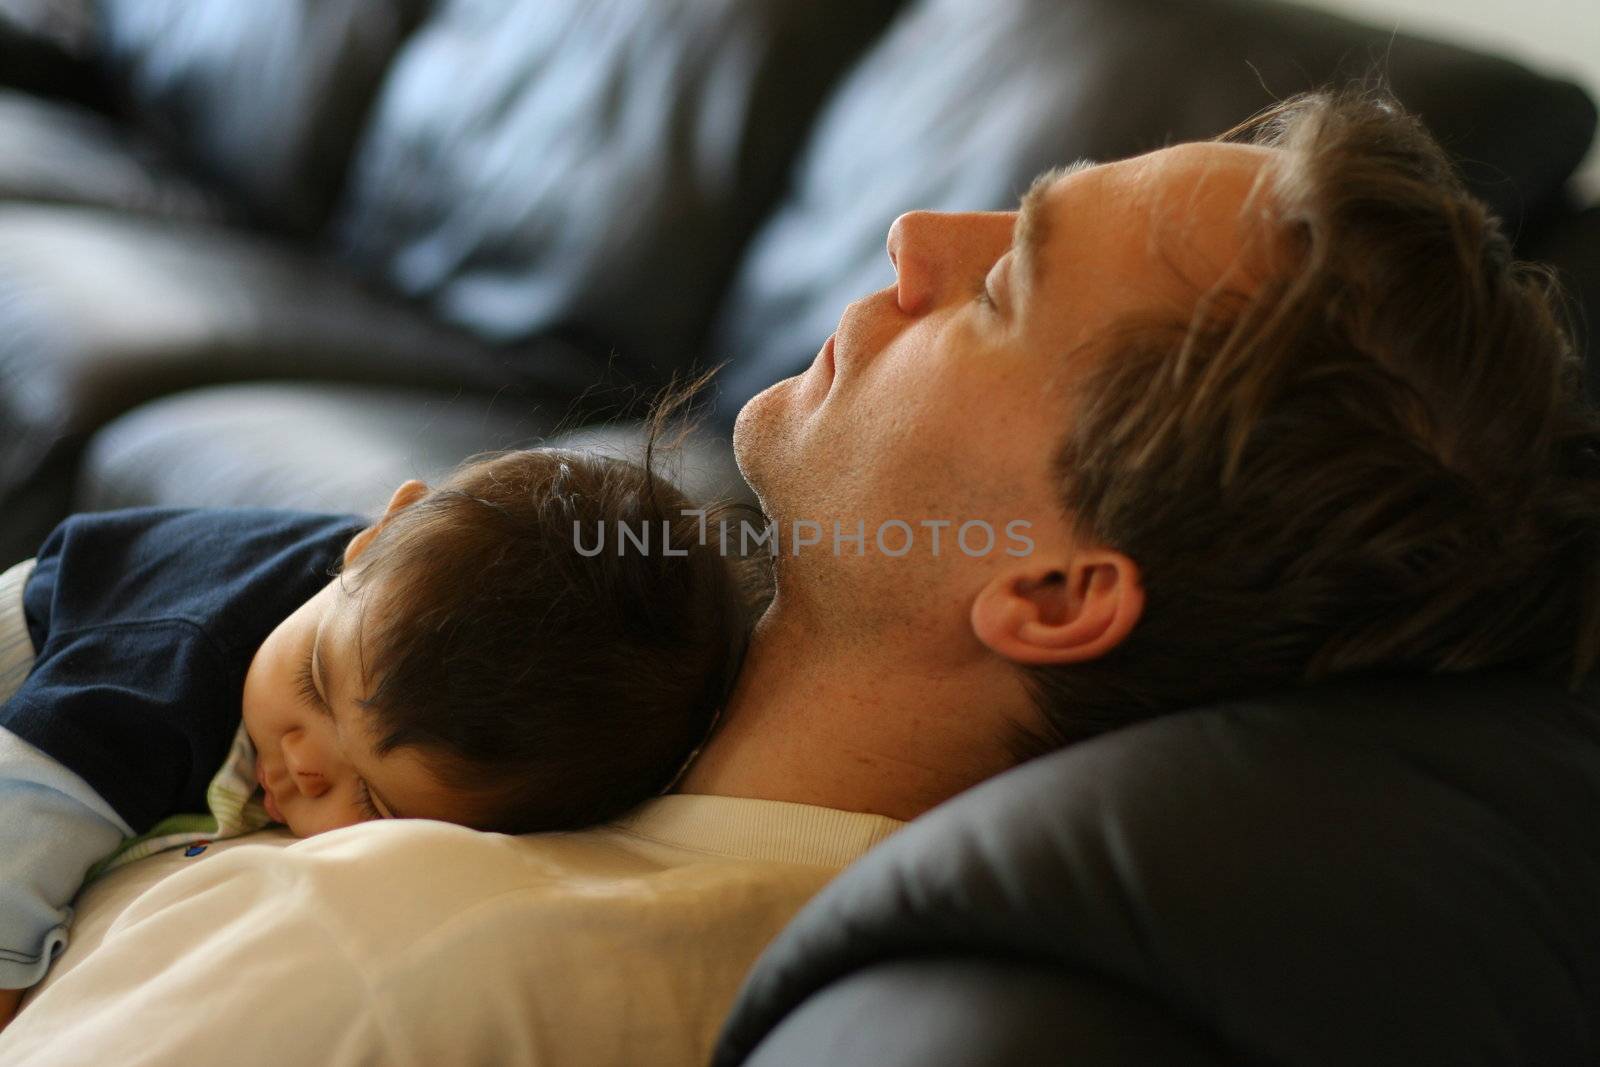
top-left (716, 671), bottom-right (1600, 1066)
top-left (742, 959), bottom-right (1229, 1067)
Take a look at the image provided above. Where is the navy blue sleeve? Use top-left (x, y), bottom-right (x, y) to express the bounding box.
top-left (4, 508), bottom-right (366, 833)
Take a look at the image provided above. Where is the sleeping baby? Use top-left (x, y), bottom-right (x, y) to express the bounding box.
top-left (0, 445), bottom-right (755, 1027)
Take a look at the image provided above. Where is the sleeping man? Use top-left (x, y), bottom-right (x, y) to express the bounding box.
top-left (1, 87), bottom-right (1595, 1064)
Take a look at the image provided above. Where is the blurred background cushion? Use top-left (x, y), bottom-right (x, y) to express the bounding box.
top-left (0, 202), bottom-right (601, 563)
top-left (77, 382), bottom-right (756, 519)
top-left (707, 0), bottom-right (1598, 423)
top-left (0, 89), bottom-right (231, 220)
top-left (77, 383), bottom-right (569, 518)
top-left (92, 0), bottom-right (429, 235)
top-left (0, 0), bottom-right (103, 106)
top-left (0, 0), bottom-right (93, 53)
top-left (330, 0), bottom-right (902, 382)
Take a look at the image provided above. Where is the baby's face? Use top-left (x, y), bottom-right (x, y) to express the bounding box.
top-left (241, 544), bottom-right (471, 837)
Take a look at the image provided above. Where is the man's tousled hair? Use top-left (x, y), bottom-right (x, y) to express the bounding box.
top-left (1019, 85), bottom-right (1600, 755)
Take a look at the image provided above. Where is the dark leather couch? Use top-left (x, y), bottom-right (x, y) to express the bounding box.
top-left (715, 669), bottom-right (1600, 1065)
top-left (2, 1), bottom-right (1597, 1063)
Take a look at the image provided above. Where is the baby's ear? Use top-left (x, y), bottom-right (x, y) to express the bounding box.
top-left (343, 524), bottom-right (379, 567)
top-left (383, 479), bottom-right (429, 518)
top-left (345, 479), bottom-right (429, 565)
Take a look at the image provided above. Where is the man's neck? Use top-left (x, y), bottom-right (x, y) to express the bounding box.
top-left (674, 597), bottom-right (1031, 822)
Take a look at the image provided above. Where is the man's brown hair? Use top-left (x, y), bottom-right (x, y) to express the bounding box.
top-left (1020, 86), bottom-right (1600, 753)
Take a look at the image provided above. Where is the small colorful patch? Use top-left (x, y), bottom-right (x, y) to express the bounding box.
top-left (184, 842), bottom-right (210, 857)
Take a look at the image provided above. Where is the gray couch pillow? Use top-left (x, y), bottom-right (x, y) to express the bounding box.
top-left (93, 0), bottom-right (428, 235)
top-left (717, 669), bottom-right (1600, 1065)
top-left (329, 0), bottom-right (902, 383)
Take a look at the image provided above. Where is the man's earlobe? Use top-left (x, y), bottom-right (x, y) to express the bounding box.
top-left (970, 552), bottom-right (1144, 667)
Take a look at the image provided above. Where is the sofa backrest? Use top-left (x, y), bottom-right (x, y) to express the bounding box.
top-left (715, 669), bottom-right (1600, 1065)
top-left (92, 0), bottom-right (430, 235)
top-left (327, 0), bottom-right (905, 384)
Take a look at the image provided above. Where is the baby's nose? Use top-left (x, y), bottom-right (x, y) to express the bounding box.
top-left (281, 734), bottom-right (334, 798)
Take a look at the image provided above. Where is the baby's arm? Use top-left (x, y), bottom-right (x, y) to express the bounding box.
top-left (0, 728), bottom-right (132, 1024)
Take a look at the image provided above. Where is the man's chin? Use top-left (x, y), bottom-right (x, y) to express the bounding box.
top-left (731, 378), bottom-right (797, 488)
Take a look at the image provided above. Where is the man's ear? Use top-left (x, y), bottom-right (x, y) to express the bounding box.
top-left (344, 479), bottom-right (429, 567)
top-left (969, 550), bottom-right (1144, 667)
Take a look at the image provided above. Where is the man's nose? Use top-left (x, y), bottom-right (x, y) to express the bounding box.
top-left (887, 211), bottom-right (944, 315)
top-left (887, 210), bottom-right (1015, 316)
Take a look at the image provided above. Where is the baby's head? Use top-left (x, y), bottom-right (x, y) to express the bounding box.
top-left (242, 447), bottom-right (756, 837)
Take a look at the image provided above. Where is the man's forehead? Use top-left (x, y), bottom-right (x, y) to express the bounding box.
top-left (1020, 143), bottom-right (1279, 289)
top-left (1026, 142), bottom-right (1275, 219)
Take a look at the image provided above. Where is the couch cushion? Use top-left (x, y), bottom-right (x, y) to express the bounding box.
top-left (0, 203), bottom-right (601, 565)
top-left (91, 0), bottom-right (428, 234)
top-left (707, 0), bottom-right (1598, 422)
top-left (0, 1), bottom-right (104, 105)
top-left (743, 960), bottom-right (1231, 1067)
top-left (78, 386), bottom-right (750, 518)
top-left (715, 668), bottom-right (1600, 1065)
top-left (0, 89), bottom-right (231, 220)
top-left (76, 383), bottom-right (560, 518)
top-left (331, 0), bottom-right (904, 381)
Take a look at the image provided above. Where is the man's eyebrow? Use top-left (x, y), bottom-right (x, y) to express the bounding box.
top-left (1014, 158), bottom-right (1097, 284)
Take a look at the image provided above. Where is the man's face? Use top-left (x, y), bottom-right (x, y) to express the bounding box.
top-left (733, 142), bottom-right (1276, 617)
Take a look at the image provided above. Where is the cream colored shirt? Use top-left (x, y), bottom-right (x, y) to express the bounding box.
top-left (0, 795), bottom-right (902, 1066)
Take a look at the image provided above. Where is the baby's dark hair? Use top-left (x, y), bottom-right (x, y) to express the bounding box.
top-left (332, 394), bottom-right (759, 834)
